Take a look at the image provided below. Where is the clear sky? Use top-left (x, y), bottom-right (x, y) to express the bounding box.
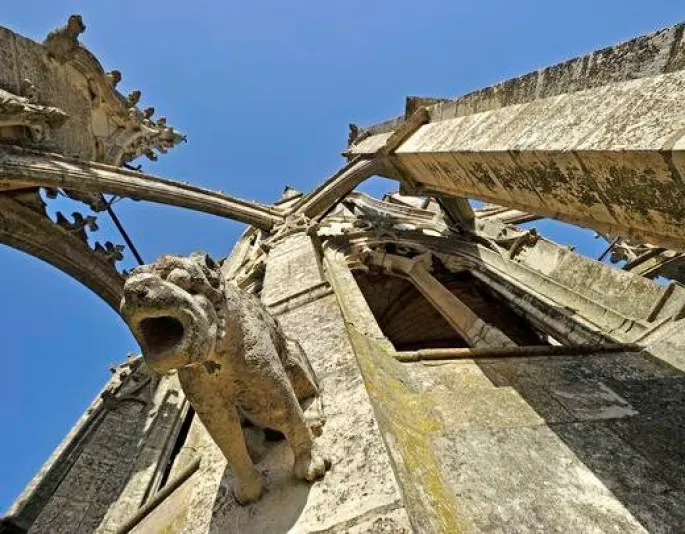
top-left (1, 0), bottom-right (683, 513)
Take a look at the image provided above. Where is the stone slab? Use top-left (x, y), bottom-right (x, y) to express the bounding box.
top-left (434, 426), bottom-right (648, 533)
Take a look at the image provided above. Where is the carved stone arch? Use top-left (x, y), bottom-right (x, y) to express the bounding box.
top-left (328, 230), bottom-right (434, 271)
top-left (0, 191), bottom-right (124, 311)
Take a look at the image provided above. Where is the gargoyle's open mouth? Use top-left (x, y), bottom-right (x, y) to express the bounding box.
top-left (138, 316), bottom-right (185, 355)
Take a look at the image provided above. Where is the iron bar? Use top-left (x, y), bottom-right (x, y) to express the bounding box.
top-left (105, 198), bottom-right (145, 266)
top-left (394, 343), bottom-right (641, 362)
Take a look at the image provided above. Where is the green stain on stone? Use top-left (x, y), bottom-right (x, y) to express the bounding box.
top-left (346, 327), bottom-right (469, 534)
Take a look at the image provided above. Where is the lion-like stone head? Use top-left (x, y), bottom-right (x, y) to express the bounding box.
top-left (120, 252), bottom-right (224, 374)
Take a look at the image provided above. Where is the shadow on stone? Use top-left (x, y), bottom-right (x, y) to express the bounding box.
top-left (477, 351), bottom-right (685, 531)
top-left (208, 440), bottom-right (311, 534)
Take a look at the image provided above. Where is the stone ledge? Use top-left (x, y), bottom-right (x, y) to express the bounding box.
top-left (268, 281), bottom-right (333, 316)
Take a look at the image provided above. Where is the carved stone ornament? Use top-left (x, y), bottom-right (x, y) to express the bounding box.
top-left (606, 236), bottom-right (658, 264)
top-left (42, 14), bottom-right (86, 63)
top-left (0, 87), bottom-right (68, 141)
top-left (40, 14), bottom-right (186, 166)
top-left (120, 252), bottom-right (330, 504)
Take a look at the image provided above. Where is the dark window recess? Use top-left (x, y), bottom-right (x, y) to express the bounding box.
top-left (0, 125), bottom-right (31, 142)
top-left (432, 267), bottom-right (550, 346)
top-left (354, 271), bottom-right (469, 351)
top-left (157, 407), bottom-right (195, 490)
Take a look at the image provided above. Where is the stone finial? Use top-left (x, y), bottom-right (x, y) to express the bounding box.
top-left (278, 185), bottom-right (303, 203)
top-left (158, 125), bottom-right (186, 147)
top-left (125, 90), bottom-right (141, 108)
top-left (106, 70), bottom-right (122, 88)
top-left (127, 106), bottom-right (144, 127)
top-left (120, 252), bottom-right (330, 504)
top-left (348, 124), bottom-right (360, 145)
top-left (66, 14), bottom-right (86, 37)
top-left (43, 14), bottom-right (86, 62)
top-left (347, 123), bottom-right (371, 147)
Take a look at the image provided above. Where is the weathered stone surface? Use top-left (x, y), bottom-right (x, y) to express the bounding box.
top-left (9, 16), bottom-right (685, 534)
top-left (12, 359), bottom-right (186, 534)
top-left (261, 233), bottom-right (325, 306)
top-left (0, 147), bottom-right (283, 230)
top-left (130, 471), bottom-right (197, 534)
top-left (324, 228), bottom-right (685, 532)
top-left (553, 421), bottom-right (685, 533)
top-left (435, 426), bottom-right (648, 533)
top-left (353, 70), bottom-right (685, 249)
top-left (0, 15), bottom-right (184, 165)
top-left (348, 23), bottom-right (685, 250)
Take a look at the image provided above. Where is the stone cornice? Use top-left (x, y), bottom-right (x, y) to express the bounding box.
top-left (0, 86), bottom-right (68, 141)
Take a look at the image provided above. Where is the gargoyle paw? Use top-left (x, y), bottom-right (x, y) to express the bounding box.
top-left (294, 451), bottom-right (331, 482)
top-left (233, 472), bottom-right (264, 505)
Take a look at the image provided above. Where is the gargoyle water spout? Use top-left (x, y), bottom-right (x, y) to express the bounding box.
top-left (120, 252), bottom-right (329, 504)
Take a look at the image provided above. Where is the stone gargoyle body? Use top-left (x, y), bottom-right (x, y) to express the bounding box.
top-left (120, 252), bottom-right (329, 504)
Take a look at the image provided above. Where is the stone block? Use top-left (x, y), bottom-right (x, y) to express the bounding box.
top-left (434, 426), bottom-right (647, 533)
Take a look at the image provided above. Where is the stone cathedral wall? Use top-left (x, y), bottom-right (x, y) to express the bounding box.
top-left (4, 17), bottom-right (685, 534)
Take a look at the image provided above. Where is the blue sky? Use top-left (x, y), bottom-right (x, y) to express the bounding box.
top-left (1, 1), bottom-right (683, 513)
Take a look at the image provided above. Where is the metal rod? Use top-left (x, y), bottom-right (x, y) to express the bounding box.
top-left (394, 343), bottom-right (641, 362)
top-left (597, 237), bottom-right (620, 262)
top-left (106, 199), bottom-right (145, 266)
top-left (115, 457), bottom-right (201, 534)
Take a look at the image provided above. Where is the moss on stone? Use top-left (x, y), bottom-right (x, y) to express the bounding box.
top-left (345, 326), bottom-right (469, 533)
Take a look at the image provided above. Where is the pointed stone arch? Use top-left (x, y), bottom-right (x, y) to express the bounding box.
top-left (0, 191), bottom-right (124, 311)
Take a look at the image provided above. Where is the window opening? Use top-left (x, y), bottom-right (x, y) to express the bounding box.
top-left (157, 407), bottom-right (195, 491)
top-left (431, 265), bottom-right (552, 346)
top-left (353, 270), bottom-right (469, 351)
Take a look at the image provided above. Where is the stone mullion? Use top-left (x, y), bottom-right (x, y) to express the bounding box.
top-left (360, 249), bottom-right (515, 348)
top-left (405, 260), bottom-right (516, 348)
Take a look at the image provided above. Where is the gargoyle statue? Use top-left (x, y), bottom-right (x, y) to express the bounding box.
top-left (120, 252), bottom-right (329, 504)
